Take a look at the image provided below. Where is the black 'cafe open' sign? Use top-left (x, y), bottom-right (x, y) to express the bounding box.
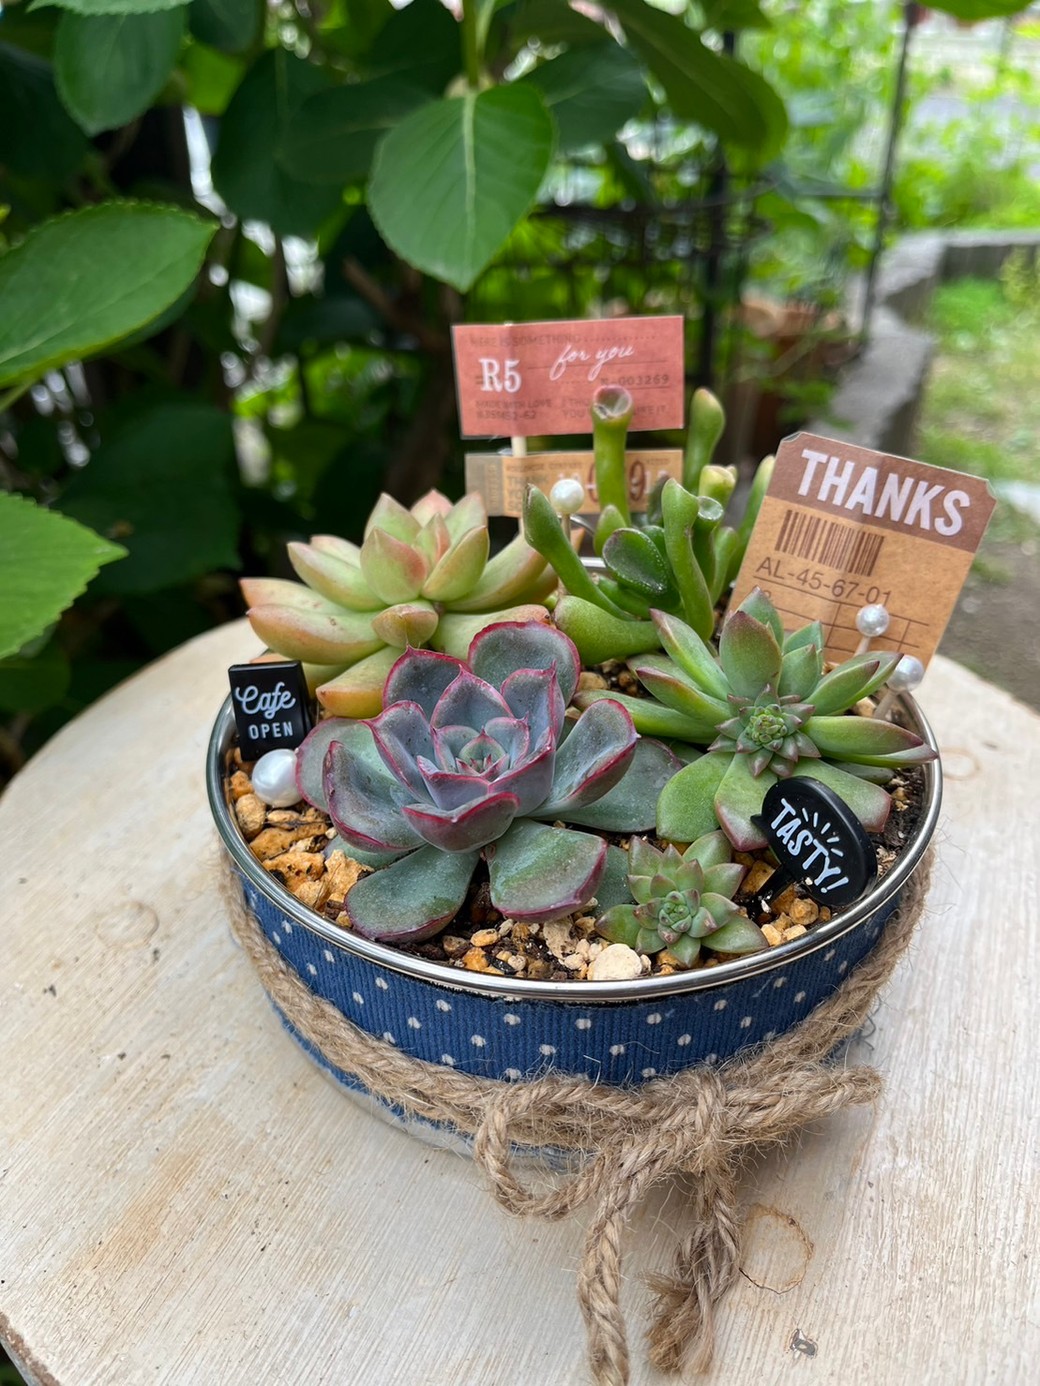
top-left (228, 660), bottom-right (312, 752)
top-left (752, 778), bottom-right (877, 909)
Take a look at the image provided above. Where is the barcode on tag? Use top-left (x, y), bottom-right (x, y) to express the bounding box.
top-left (775, 509), bottom-right (886, 577)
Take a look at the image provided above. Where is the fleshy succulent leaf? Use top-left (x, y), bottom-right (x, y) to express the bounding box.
top-left (718, 609), bottom-right (781, 698)
top-left (324, 733), bottom-right (423, 855)
top-left (287, 541), bottom-right (382, 611)
top-left (246, 604), bottom-right (385, 665)
top-left (778, 641), bottom-right (823, 700)
top-left (402, 792), bottom-right (521, 854)
top-left (554, 596), bottom-right (661, 665)
top-left (370, 600), bottom-right (439, 649)
top-left (703, 916), bottom-right (766, 955)
top-left (603, 528), bottom-right (673, 599)
top-left (364, 492), bottom-right (421, 543)
top-left (433, 605), bottom-right (551, 659)
top-left (549, 736), bottom-right (680, 832)
top-left (368, 701), bottom-right (437, 794)
top-left (683, 829), bottom-right (733, 872)
top-left (383, 646), bottom-right (466, 715)
top-left (809, 652), bottom-right (902, 715)
top-left (736, 587), bottom-right (784, 645)
top-left (651, 609), bottom-right (729, 700)
top-left (409, 489), bottom-right (455, 525)
top-left (445, 532), bottom-right (555, 612)
top-left (804, 714), bottom-right (934, 764)
top-left (656, 754), bottom-right (730, 844)
top-left (789, 763), bottom-right (892, 832)
top-left (431, 668), bottom-right (512, 731)
top-left (359, 527), bottom-right (428, 604)
top-left (573, 688), bottom-right (713, 743)
top-left (316, 646), bottom-right (399, 717)
top-left (627, 653), bottom-right (729, 732)
top-left (421, 524), bottom-right (490, 602)
top-left (502, 666), bottom-right (566, 746)
top-left (444, 492), bottom-right (486, 543)
top-left (713, 754), bottom-right (779, 850)
top-left (486, 819), bottom-right (606, 921)
top-left (469, 620), bottom-right (581, 705)
top-left (538, 699), bottom-right (636, 813)
top-left (345, 845), bottom-right (480, 942)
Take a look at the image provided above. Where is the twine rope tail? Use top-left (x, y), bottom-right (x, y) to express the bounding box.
top-left (645, 1168), bottom-right (741, 1376)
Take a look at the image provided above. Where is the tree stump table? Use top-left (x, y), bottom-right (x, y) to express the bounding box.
top-left (1, 623), bottom-right (1036, 1384)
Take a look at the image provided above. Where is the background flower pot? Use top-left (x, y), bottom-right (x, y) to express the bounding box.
top-left (208, 693), bottom-right (941, 1151)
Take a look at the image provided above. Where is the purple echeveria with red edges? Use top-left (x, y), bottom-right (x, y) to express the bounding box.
top-left (296, 621), bottom-right (680, 942)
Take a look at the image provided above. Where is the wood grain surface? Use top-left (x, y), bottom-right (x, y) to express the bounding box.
top-left (1, 623), bottom-right (1037, 1386)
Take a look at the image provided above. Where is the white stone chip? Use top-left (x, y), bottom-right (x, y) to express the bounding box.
top-left (587, 944), bottom-right (643, 982)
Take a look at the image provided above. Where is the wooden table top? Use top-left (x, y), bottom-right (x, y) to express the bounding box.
top-left (1, 622), bottom-right (1037, 1386)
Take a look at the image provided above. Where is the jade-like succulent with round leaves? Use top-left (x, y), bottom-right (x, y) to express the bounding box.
top-left (241, 490), bottom-right (556, 718)
top-left (574, 588), bottom-right (937, 850)
top-left (295, 621), bottom-right (680, 942)
top-left (596, 832), bottom-right (765, 966)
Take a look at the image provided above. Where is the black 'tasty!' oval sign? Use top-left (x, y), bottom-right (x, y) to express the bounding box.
top-left (752, 778), bottom-right (877, 908)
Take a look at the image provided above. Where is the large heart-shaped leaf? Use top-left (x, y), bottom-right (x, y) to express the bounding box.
top-left (278, 76), bottom-right (431, 186)
top-left (523, 42), bottom-right (645, 153)
top-left (0, 43), bottom-right (88, 181)
top-left (54, 9), bottom-right (186, 135)
top-left (0, 494), bottom-right (126, 661)
top-left (609, 0), bottom-right (787, 155)
top-left (60, 404), bottom-right (240, 594)
top-left (362, 0), bottom-right (460, 91)
top-left (212, 49), bottom-right (344, 237)
top-left (368, 83), bottom-right (555, 292)
top-left (0, 202), bottom-right (215, 386)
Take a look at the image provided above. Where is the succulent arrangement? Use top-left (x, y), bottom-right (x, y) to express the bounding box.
top-left (241, 490), bottom-right (556, 717)
top-left (231, 388), bottom-right (937, 976)
top-left (575, 588), bottom-right (937, 850)
top-left (294, 621), bottom-right (680, 942)
top-left (596, 831), bottom-right (766, 966)
top-left (521, 386), bottom-right (774, 663)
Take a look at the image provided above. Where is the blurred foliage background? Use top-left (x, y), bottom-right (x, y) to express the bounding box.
top-left (0, 0), bottom-right (1035, 790)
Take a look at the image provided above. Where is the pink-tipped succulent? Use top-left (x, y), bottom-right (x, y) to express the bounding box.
top-left (241, 490), bottom-right (556, 718)
top-left (295, 621), bottom-right (680, 942)
top-left (596, 831), bottom-right (766, 967)
top-left (574, 588), bottom-right (937, 850)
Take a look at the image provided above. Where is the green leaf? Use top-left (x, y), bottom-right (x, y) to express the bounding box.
top-left (54, 9), bottom-right (185, 135)
top-left (368, 84), bottom-right (554, 292)
top-left (31, 0), bottom-right (189, 13)
top-left (509, 0), bottom-right (608, 46)
top-left (523, 42), bottom-right (645, 153)
top-left (0, 42), bottom-right (88, 180)
top-left (278, 77), bottom-right (431, 186)
top-left (0, 494), bottom-right (126, 661)
top-left (0, 643), bottom-right (71, 713)
top-left (486, 819), bottom-right (606, 921)
top-left (699, 0), bottom-right (771, 29)
top-left (362, 0), bottom-right (460, 91)
top-left (60, 403), bottom-right (240, 594)
top-left (608, 0), bottom-right (786, 155)
top-left (188, 0), bottom-right (260, 53)
top-left (0, 202), bottom-right (216, 387)
top-left (211, 48), bottom-right (344, 237)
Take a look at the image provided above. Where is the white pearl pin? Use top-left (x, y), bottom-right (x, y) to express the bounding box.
top-left (250, 748), bottom-right (301, 807)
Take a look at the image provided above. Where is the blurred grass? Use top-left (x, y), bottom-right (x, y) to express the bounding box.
top-left (917, 258), bottom-right (1040, 489)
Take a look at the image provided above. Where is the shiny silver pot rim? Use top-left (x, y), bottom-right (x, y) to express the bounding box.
top-left (207, 693), bottom-right (941, 1003)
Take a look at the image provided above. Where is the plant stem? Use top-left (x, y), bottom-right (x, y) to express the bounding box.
top-left (461, 0), bottom-right (481, 90)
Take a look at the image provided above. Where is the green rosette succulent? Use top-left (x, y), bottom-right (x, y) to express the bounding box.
top-left (522, 386), bottom-right (774, 663)
top-left (574, 587), bottom-right (937, 850)
top-left (242, 490), bottom-right (556, 718)
top-left (294, 620), bottom-right (681, 942)
top-left (596, 831), bottom-right (766, 966)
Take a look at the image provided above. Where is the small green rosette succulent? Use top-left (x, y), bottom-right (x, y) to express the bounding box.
top-left (242, 490), bottom-right (556, 718)
top-left (575, 588), bottom-right (937, 850)
top-left (596, 831), bottom-right (765, 966)
top-left (294, 621), bottom-right (680, 942)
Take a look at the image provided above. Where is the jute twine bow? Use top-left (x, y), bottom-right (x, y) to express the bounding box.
top-left (221, 851), bottom-right (932, 1385)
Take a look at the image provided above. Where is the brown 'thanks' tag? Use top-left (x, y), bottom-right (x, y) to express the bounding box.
top-left (451, 315), bottom-right (684, 437)
top-left (465, 449), bottom-right (683, 518)
top-left (730, 432), bottom-right (996, 667)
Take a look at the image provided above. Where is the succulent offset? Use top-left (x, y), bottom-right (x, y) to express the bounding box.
top-left (295, 620), bottom-right (680, 941)
top-left (522, 386), bottom-right (775, 664)
top-left (596, 831), bottom-right (766, 966)
top-left (574, 587), bottom-right (937, 850)
top-left (242, 490), bottom-right (556, 717)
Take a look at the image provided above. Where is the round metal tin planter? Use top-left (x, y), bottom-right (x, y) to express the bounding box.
top-left (208, 696), bottom-right (941, 1149)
